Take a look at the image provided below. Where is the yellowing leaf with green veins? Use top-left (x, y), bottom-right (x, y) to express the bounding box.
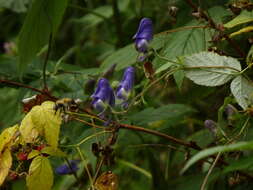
top-left (28, 150), bottom-right (40, 160)
top-left (0, 125), bottom-right (19, 153)
top-left (229, 26), bottom-right (253, 38)
top-left (20, 101), bottom-right (61, 148)
top-left (0, 149), bottom-right (12, 186)
top-left (27, 156), bottom-right (53, 190)
top-left (31, 101), bottom-right (61, 148)
top-left (20, 112), bottom-right (41, 143)
top-left (41, 147), bottom-right (66, 157)
top-left (224, 10), bottom-right (253, 28)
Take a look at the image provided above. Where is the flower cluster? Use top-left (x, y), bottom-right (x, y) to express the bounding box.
top-left (133, 18), bottom-right (153, 62)
top-left (91, 78), bottom-right (115, 113)
top-left (91, 66), bottom-right (135, 113)
top-left (55, 160), bottom-right (79, 175)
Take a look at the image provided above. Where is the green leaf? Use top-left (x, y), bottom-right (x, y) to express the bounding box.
top-left (181, 141), bottom-right (253, 174)
top-left (0, 149), bottom-right (12, 186)
top-left (230, 75), bottom-right (253, 110)
top-left (0, 125), bottom-right (18, 153)
top-left (0, 0), bottom-right (30, 13)
top-left (18, 0), bottom-right (68, 73)
top-left (155, 62), bottom-right (174, 74)
top-left (224, 10), bottom-right (253, 28)
top-left (100, 33), bottom-right (169, 72)
top-left (173, 70), bottom-right (184, 90)
top-left (223, 156), bottom-right (253, 174)
top-left (184, 52), bottom-right (241, 86)
top-left (162, 21), bottom-right (211, 60)
top-left (27, 156), bottom-right (53, 190)
top-left (129, 104), bottom-right (195, 125)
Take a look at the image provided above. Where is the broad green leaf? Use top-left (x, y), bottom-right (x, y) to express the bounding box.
top-left (229, 26), bottom-right (253, 38)
top-left (230, 75), bottom-right (253, 110)
top-left (18, 0), bottom-right (68, 73)
top-left (207, 6), bottom-right (231, 24)
top-left (184, 52), bottom-right (241, 86)
top-left (181, 141), bottom-right (253, 174)
top-left (162, 21), bottom-right (211, 60)
top-left (0, 149), bottom-right (12, 186)
top-left (31, 101), bottom-right (61, 148)
top-left (129, 104), bottom-right (195, 125)
top-left (27, 156), bottom-right (53, 190)
top-left (173, 70), bottom-right (185, 90)
top-left (155, 62), bottom-right (173, 74)
top-left (223, 156), bottom-right (253, 174)
top-left (101, 33), bottom-right (169, 72)
top-left (224, 10), bottom-right (253, 28)
top-left (0, 125), bottom-right (18, 153)
top-left (41, 147), bottom-right (66, 157)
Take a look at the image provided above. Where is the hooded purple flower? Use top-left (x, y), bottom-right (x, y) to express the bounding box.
top-left (133, 18), bottom-right (153, 61)
top-left (55, 160), bottom-right (79, 175)
top-left (91, 78), bottom-right (115, 112)
top-left (116, 67), bottom-right (135, 102)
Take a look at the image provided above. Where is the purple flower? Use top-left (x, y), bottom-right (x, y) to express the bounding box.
top-left (116, 67), bottom-right (135, 103)
top-left (204, 120), bottom-right (217, 137)
top-left (91, 78), bottom-right (115, 112)
top-left (133, 18), bottom-right (153, 61)
top-left (55, 160), bottom-right (79, 175)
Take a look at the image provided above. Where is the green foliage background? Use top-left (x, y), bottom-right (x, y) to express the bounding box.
top-left (1, 0), bottom-right (253, 189)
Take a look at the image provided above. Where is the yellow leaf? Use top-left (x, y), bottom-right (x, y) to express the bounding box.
top-left (28, 150), bottom-right (40, 160)
top-left (27, 156), bottom-right (53, 190)
top-left (20, 101), bottom-right (61, 148)
top-left (41, 147), bottom-right (66, 157)
top-left (20, 112), bottom-right (40, 143)
top-left (0, 125), bottom-right (19, 153)
top-left (32, 101), bottom-right (61, 148)
top-left (0, 149), bottom-right (12, 186)
top-left (229, 26), bottom-right (253, 38)
top-left (95, 171), bottom-right (119, 190)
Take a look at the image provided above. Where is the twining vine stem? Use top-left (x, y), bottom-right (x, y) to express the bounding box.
top-left (43, 33), bottom-right (53, 89)
top-left (184, 0), bottom-right (246, 57)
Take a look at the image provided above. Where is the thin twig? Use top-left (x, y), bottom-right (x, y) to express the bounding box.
top-left (43, 33), bottom-right (53, 89)
top-left (185, 0), bottom-right (246, 57)
top-left (157, 25), bottom-right (208, 35)
top-left (112, 0), bottom-right (124, 47)
top-left (76, 147), bottom-right (94, 189)
top-left (65, 158), bottom-right (79, 181)
top-left (0, 79), bottom-right (56, 100)
top-left (118, 123), bottom-right (202, 150)
top-left (200, 152), bottom-right (221, 190)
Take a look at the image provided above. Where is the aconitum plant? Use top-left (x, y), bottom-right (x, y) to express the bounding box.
top-left (91, 78), bottom-right (115, 113)
top-left (133, 18), bottom-right (153, 61)
top-left (116, 66), bottom-right (135, 108)
top-left (55, 160), bottom-right (79, 175)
